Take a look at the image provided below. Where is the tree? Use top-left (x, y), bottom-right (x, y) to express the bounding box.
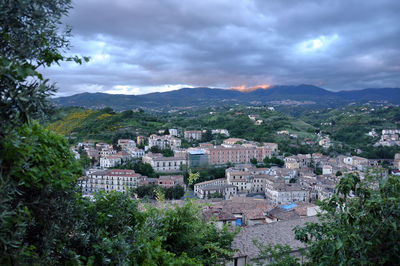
top-left (202, 129), bottom-right (213, 142)
top-left (0, 123), bottom-right (82, 264)
top-left (294, 173), bottom-right (400, 265)
top-left (0, 0), bottom-right (88, 132)
top-left (336, 170), bottom-right (342, 176)
top-left (250, 158), bottom-right (258, 165)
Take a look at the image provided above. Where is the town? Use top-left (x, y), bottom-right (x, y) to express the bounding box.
top-left (72, 124), bottom-right (400, 264)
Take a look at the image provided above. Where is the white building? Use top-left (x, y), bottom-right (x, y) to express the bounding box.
top-left (211, 129), bottom-right (230, 136)
top-left (142, 153), bottom-right (187, 172)
top-left (148, 134), bottom-right (181, 149)
top-left (184, 130), bottom-right (202, 141)
top-left (265, 183), bottom-right (309, 205)
top-left (100, 155), bottom-right (121, 168)
top-left (322, 165), bottom-right (333, 175)
top-left (169, 128), bottom-right (179, 136)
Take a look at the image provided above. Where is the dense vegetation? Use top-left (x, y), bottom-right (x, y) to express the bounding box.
top-left (0, 2), bottom-right (237, 264)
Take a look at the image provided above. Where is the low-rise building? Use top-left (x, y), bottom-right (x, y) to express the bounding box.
top-left (142, 153), bottom-right (186, 172)
top-left (265, 183), bottom-right (309, 205)
top-left (158, 175), bottom-right (185, 188)
top-left (100, 155), bottom-right (121, 168)
top-left (184, 130), bottom-right (202, 141)
top-left (148, 134), bottom-right (181, 149)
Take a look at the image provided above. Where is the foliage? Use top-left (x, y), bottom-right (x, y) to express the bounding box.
top-left (112, 160), bottom-right (158, 178)
top-left (133, 184), bottom-right (185, 200)
top-left (250, 158), bottom-right (258, 165)
top-left (0, 0), bottom-right (88, 132)
top-left (207, 192), bottom-right (224, 199)
top-left (294, 173), bottom-right (400, 265)
top-left (263, 156), bottom-right (285, 167)
top-left (253, 242), bottom-right (299, 266)
top-left (150, 146), bottom-right (174, 157)
top-left (0, 123), bottom-right (82, 264)
top-left (188, 171), bottom-right (200, 185)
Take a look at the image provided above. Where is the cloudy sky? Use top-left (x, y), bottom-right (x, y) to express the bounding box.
top-left (45, 0), bottom-right (400, 96)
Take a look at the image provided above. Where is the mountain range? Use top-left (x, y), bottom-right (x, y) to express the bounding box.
top-left (52, 85), bottom-right (400, 111)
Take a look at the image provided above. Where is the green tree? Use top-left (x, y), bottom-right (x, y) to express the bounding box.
top-left (0, 0), bottom-right (88, 131)
top-left (0, 123), bottom-right (82, 264)
top-left (250, 158), bottom-right (258, 165)
top-left (294, 173), bottom-right (400, 265)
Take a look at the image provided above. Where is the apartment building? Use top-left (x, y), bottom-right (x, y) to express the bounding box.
top-left (148, 134), bottom-right (181, 149)
top-left (184, 130), bottom-right (202, 141)
top-left (205, 142), bottom-right (278, 165)
top-left (142, 153), bottom-right (187, 172)
top-left (81, 169), bottom-right (141, 194)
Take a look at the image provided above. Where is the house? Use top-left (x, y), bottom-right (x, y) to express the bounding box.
top-left (118, 139), bottom-right (135, 149)
top-left (137, 135), bottom-right (146, 146)
top-left (100, 155), bottom-right (121, 168)
top-left (322, 165), bottom-right (333, 175)
top-left (148, 134), bottom-right (181, 149)
top-left (202, 208), bottom-right (237, 229)
top-left (169, 128), bottom-right (179, 136)
top-left (158, 175), bottom-right (185, 188)
top-left (223, 138), bottom-right (245, 145)
top-left (184, 130), bottom-right (202, 141)
top-left (211, 129), bottom-right (230, 136)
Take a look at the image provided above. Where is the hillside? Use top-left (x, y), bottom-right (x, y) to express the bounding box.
top-left (52, 85), bottom-right (400, 111)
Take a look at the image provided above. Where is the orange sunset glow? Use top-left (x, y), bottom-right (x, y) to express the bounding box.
top-left (229, 84), bottom-right (272, 92)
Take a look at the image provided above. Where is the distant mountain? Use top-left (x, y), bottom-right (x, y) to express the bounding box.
top-left (52, 85), bottom-right (400, 111)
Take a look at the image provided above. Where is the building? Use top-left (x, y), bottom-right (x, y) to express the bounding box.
top-left (322, 165), bottom-right (333, 175)
top-left (394, 153), bottom-right (400, 169)
top-left (158, 175), bottom-right (185, 188)
top-left (81, 169), bottom-right (141, 194)
top-left (100, 155), bottom-right (121, 168)
top-left (229, 216), bottom-right (319, 265)
top-left (142, 153), bottom-right (187, 172)
top-left (223, 138), bottom-right (245, 145)
top-left (194, 178), bottom-right (237, 199)
top-left (205, 143), bottom-right (278, 165)
top-left (265, 183), bottom-right (309, 205)
top-left (188, 149), bottom-right (208, 167)
top-left (118, 139), bottom-right (136, 149)
top-left (137, 135), bottom-right (146, 146)
top-left (211, 129), bottom-right (230, 136)
top-left (169, 128), bottom-right (179, 136)
top-left (148, 134), bottom-right (181, 149)
top-left (184, 130), bottom-right (202, 141)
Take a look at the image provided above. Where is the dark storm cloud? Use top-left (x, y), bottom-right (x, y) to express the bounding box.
top-left (44, 0), bottom-right (400, 96)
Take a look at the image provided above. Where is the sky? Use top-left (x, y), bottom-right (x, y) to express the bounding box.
top-left (44, 0), bottom-right (400, 96)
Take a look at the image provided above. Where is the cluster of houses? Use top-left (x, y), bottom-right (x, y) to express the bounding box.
top-left (375, 129), bottom-right (400, 147)
top-left (194, 152), bottom-right (396, 204)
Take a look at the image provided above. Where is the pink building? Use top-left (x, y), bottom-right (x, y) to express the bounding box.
top-left (205, 143), bottom-right (278, 165)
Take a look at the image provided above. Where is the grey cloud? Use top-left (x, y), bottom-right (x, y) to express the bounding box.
top-left (45, 0), bottom-right (400, 96)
